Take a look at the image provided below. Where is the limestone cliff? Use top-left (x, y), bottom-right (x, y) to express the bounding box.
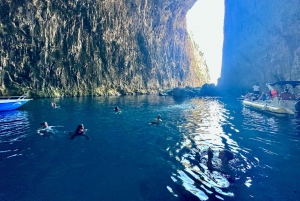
top-left (219, 0), bottom-right (300, 95)
top-left (0, 0), bottom-right (206, 97)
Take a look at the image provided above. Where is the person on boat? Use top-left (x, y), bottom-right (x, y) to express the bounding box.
top-left (252, 84), bottom-right (260, 95)
top-left (270, 89), bottom-right (278, 98)
top-left (244, 92), bottom-right (253, 100)
top-left (280, 88), bottom-right (292, 100)
top-left (69, 124), bottom-right (89, 140)
top-left (258, 91), bottom-right (267, 101)
top-left (251, 94), bottom-right (260, 101)
top-left (149, 114), bottom-right (162, 125)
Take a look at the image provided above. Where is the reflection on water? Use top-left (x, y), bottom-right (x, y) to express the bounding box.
top-left (241, 108), bottom-right (279, 134)
top-left (0, 110), bottom-right (30, 159)
top-left (168, 98), bottom-right (259, 200)
top-left (1, 96), bottom-right (300, 201)
top-left (165, 97), bottom-right (300, 201)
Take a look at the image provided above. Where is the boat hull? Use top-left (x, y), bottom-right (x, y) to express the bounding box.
top-left (243, 100), bottom-right (289, 114)
top-left (0, 99), bottom-right (32, 111)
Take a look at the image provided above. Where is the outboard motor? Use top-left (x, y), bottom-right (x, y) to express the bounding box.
top-left (294, 101), bottom-right (300, 112)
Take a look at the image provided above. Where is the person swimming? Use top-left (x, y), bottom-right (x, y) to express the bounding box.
top-left (114, 106), bottom-right (121, 113)
top-left (69, 124), bottom-right (89, 140)
top-left (207, 147), bottom-right (214, 170)
top-left (37, 122), bottom-right (55, 136)
top-left (218, 149), bottom-right (234, 168)
top-left (149, 114), bottom-right (162, 125)
top-left (41, 122), bottom-right (48, 128)
top-left (51, 102), bottom-right (60, 108)
top-left (206, 148), bottom-right (234, 170)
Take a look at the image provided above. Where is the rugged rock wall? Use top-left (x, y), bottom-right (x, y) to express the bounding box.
top-left (219, 0), bottom-right (300, 95)
top-left (0, 0), bottom-right (206, 97)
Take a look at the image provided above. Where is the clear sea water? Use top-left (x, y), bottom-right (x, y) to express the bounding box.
top-left (1, 95), bottom-right (300, 201)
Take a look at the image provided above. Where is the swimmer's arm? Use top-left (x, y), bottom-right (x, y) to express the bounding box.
top-left (37, 130), bottom-right (44, 135)
top-left (83, 133), bottom-right (90, 140)
top-left (81, 129), bottom-right (89, 140)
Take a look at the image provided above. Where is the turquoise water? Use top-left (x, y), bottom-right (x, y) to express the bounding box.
top-left (0, 95), bottom-right (300, 201)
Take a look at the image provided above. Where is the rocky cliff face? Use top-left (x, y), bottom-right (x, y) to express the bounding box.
top-left (219, 0), bottom-right (300, 95)
top-left (0, 0), bottom-right (207, 97)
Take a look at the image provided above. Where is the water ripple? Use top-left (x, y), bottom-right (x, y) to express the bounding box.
top-left (0, 110), bottom-right (29, 160)
top-left (169, 98), bottom-right (257, 200)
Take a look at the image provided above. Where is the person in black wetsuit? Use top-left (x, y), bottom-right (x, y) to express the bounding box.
top-left (207, 147), bottom-right (214, 170)
top-left (206, 148), bottom-right (234, 169)
top-left (69, 124), bottom-right (89, 140)
top-left (206, 148), bottom-right (236, 183)
top-left (149, 114), bottom-right (162, 125)
top-left (218, 149), bottom-right (234, 169)
top-left (114, 106), bottom-right (122, 113)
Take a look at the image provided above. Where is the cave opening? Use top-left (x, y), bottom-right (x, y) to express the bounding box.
top-left (187, 0), bottom-right (224, 85)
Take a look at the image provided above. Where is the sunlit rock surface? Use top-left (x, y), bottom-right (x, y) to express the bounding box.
top-left (0, 0), bottom-right (208, 97)
top-left (219, 0), bottom-right (300, 95)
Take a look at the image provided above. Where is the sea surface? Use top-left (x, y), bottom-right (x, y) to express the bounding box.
top-left (0, 95), bottom-right (300, 201)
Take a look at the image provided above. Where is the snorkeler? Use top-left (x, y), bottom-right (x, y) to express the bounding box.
top-left (149, 114), bottom-right (162, 125)
top-left (218, 149), bottom-right (234, 167)
top-left (37, 122), bottom-right (55, 136)
top-left (205, 147), bottom-right (236, 185)
top-left (207, 147), bottom-right (214, 170)
top-left (69, 124), bottom-right (89, 140)
top-left (206, 147), bottom-right (234, 170)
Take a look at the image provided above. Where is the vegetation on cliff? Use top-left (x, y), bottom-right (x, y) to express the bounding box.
top-left (188, 32), bottom-right (210, 84)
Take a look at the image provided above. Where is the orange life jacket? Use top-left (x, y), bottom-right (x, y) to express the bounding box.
top-left (271, 89), bottom-right (278, 97)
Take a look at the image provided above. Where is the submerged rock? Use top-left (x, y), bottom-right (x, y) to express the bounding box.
top-left (164, 84), bottom-right (219, 98)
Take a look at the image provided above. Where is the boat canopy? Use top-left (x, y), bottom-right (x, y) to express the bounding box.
top-left (267, 81), bottom-right (300, 88)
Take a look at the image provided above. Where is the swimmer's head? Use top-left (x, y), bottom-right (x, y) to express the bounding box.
top-left (76, 124), bottom-right (84, 132)
top-left (41, 122), bottom-right (48, 128)
top-left (207, 147), bottom-right (213, 159)
top-left (218, 150), bottom-right (234, 163)
top-left (157, 114), bottom-right (161, 119)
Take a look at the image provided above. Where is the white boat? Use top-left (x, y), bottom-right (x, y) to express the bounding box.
top-left (0, 92), bottom-right (32, 112)
top-left (242, 81), bottom-right (300, 115)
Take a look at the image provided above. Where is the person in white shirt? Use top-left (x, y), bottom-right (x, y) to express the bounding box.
top-left (252, 84), bottom-right (260, 95)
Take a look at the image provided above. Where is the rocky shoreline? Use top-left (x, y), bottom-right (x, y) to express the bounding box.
top-left (0, 83), bottom-right (218, 98)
